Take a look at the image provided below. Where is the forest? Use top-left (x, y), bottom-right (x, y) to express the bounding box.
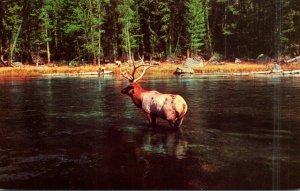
top-left (0, 0), bottom-right (299, 66)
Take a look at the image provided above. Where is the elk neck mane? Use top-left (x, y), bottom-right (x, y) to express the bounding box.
top-left (130, 82), bottom-right (149, 108)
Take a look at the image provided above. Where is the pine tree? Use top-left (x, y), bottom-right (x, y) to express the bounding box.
top-left (222, 0), bottom-right (239, 57)
top-left (158, 0), bottom-right (171, 57)
top-left (1, 0), bottom-right (23, 64)
top-left (63, 0), bottom-right (107, 63)
top-left (19, 0), bottom-right (43, 64)
top-left (101, 0), bottom-right (119, 61)
top-left (277, 0), bottom-right (300, 57)
top-left (63, 0), bottom-right (86, 59)
top-left (170, 0), bottom-right (189, 57)
top-left (186, 0), bottom-right (207, 56)
top-left (1, 0), bottom-right (299, 64)
top-left (39, 0), bottom-right (52, 64)
top-left (117, 0), bottom-right (141, 61)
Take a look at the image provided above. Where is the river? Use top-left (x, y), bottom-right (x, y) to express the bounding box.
top-left (0, 75), bottom-right (299, 189)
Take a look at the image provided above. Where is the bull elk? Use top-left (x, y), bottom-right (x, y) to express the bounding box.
top-left (120, 58), bottom-right (188, 129)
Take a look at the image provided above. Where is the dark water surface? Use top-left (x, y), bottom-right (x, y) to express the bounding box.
top-left (0, 75), bottom-right (300, 189)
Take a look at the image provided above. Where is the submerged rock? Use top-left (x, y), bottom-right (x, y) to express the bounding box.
top-left (271, 64), bottom-right (283, 73)
top-left (174, 66), bottom-right (194, 75)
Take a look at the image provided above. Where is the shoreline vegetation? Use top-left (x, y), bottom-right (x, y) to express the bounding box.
top-left (1, 1), bottom-right (299, 79)
top-left (0, 61), bottom-right (300, 77)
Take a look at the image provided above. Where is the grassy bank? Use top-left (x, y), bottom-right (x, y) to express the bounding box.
top-left (0, 65), bottom-right (100, 77)
top-left (0, 62), bottom-right (300, 77)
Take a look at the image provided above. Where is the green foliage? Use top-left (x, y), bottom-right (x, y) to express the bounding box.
top-left (63, 0), bottom-right (107, 61)
top-left (117, 0), bottom-right (141, 57)
top-left (186, 0), bottom-right (206, 55)
top-left (1, 0), bottom-right (23, 60)
top-left (0, 0), bottom-right (299, 63)
top-left (150, 0), bottom-right (172, 57)
top-left (2, 1), bottom-right (23, 32)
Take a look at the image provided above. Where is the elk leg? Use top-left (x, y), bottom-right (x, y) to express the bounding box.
top-left (146, 113), bottom-right (156, 127)
top-left (151, 114), bottom-right (157, 126)
top-left (168, 120), bottom-right (175, 129)
top-left (146, 113), bottom-right (152, 125)
top-left (175, 117), bottom-right (184, 129)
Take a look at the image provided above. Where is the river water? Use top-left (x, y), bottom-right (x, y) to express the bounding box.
top-left (0, 75), bottom-right (299, 189)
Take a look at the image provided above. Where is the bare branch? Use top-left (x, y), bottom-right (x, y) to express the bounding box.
top-left (119, 55), bottom-right (156, 82)
top-left (0, 55), bottom-right (8, 66)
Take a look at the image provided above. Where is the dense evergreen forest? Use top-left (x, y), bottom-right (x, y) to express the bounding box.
top-left (0, 0), bottom-right (299, 65)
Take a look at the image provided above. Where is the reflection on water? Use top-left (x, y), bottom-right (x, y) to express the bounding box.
top-left (136, 130), bottom-right (188, 159)
top-left (0, 75), bottom-right (300, 189)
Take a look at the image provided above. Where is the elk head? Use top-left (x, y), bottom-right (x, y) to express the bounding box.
top-left (120, 57), bottom-right (154, 96)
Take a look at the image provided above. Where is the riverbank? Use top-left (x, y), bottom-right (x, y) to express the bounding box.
top-left (0, 62), bottom-right (300, 77)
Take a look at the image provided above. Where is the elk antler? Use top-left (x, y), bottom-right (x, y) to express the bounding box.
top-left (119, 64), bottom-right (134, 81)
top-left (119, 55), bottom-right (155, 82)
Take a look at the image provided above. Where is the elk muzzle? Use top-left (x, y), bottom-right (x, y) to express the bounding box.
top-left (121, 85), bottom-right (134, 95)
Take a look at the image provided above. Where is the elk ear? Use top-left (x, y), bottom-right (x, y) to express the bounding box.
top-left (129, 88), bottom-right (134, 95)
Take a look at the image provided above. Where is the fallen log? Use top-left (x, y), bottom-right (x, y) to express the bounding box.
top-left (287, 56), bottom-right (300, 63)
top-left (283, 70), bottom-right (300, 75)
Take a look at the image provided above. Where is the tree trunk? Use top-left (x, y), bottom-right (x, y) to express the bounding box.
top-left (97, 1), bottom-right (102, 66)
top-left (187, 49), bottom-right (190, 58)
top-left (205, 0), bottom-right (213, 56)
top-left (126, 22), bottom-right (132, 62)
top-left (8, 42), bottom-right (13, 65)
top-left (8, 24), bottom-right (22, 65)
top-left (54, 22), bottom-right (58, 50)
top-left (0, 37), bottom-right (2, 54)
top-left (36, 46), bottom-right (40, 67)
top-left (174, 23), bottom-right (183, 55)
top-left (88, 0), bottom-right (96, 65)
top-left (274, 0), bottom-right (282, 60)
top-left (93, 55), bottom-right (96, 65)
top-left (223, 2), bottom-right (228, 58)
top-left (46, 27), bottom-right (51, 64)
top-left (98, 28), bottom-right (101, 66)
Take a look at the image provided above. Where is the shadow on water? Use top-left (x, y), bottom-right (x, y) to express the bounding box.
top-left (0, 75), bottom-right (300, 189)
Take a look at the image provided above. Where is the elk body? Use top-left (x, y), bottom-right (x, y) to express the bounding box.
top-left (120, 58), bottom-right (188, 129)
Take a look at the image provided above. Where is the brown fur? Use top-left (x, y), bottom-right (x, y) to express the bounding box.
top-left (122, 82), bottom-right (188, 129)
